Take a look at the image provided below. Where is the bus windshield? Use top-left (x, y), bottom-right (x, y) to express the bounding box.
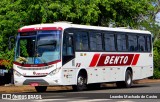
top-left (15, 30), bottom-right (61, 64)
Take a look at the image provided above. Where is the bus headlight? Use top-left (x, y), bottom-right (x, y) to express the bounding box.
top-left (49, 67), bottom-right (61, 76)
top-left (14, 70), bottom-right (22, 77)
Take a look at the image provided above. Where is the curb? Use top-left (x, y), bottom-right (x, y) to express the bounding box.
top-left (133, 79), bottom-right (160, 84)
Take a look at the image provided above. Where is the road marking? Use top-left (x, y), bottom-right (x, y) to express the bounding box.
top-left (32, 99), bottom-right (112, 102)
top-left (116, 100), bottom-right (135, 102)
top-left (32, 99), bottom-right (67, 102)
top-left (69, 99), bottom-right (112, 102)
top-left (41, 95), bottom-right (65, 99)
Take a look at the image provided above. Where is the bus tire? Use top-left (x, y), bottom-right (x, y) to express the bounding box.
top-left (35, 86), bottom-right (47, 92)
top-left (72, 72), bottom-right (87, 91)
top-left (116, 70), bottom-right (132, 88)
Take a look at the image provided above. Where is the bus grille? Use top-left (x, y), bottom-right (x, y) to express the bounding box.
top-left (17, 65), bottom-right (52, 70)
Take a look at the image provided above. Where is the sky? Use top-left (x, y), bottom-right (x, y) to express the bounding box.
top-left (155, 12), bottom-right (160, 26)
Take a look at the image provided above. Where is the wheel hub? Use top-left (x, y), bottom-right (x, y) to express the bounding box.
top-left (78, 76), bottom-right (84, 85)
top-left (127, 74), bottom-right (131, 84)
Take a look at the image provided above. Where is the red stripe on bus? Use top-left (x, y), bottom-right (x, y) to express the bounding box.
top-left (132, 54), bottom-right (140, 65)
top-left (18, 27), bottom-right (63, 32)
top-left (89, 54), bottom-right (100, 67)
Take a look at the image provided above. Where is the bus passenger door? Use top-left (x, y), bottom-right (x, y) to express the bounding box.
top-left (62, 32), bottom-right (75, 65)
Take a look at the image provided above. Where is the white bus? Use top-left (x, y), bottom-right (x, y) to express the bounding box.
top-left (13, 22), bottom-right (153, 92)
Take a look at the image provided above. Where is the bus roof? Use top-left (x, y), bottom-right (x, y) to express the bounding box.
top-left (18, 22), bottom-right (151, 34)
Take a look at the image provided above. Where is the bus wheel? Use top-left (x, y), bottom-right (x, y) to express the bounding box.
top-left (35, 86), bottom-right (47, 92)
top-left (72, 72), bottom-right (87, 91)
top-left (116, 70), bottom-right (132, 88)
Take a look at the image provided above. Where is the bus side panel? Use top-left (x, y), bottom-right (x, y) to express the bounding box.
top-left (87, 68), bottom-right (103, 83)
top-left (132, 66), bottom-right (142, 80)
top-left (139, 53), bottom-right (153, 79)
top-left (61, 59), bottom-right (78, 85)
top-left (78, 52), bottom-right (133, 83)
top-left (141, 66), bottom-right (153, 79)
top-left (132, 53), bottom-right (153, 80)
top-left (60, 52), bottom-right (153, 85)
top-left (84, 67), bottom-right (125, 84)
top-left (75, 52), bottom-right (125, 84)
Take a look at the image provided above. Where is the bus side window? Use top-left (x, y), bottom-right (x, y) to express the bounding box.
top-left (62, 33), bottom-right (74, 65)
top-left (117, 34), bottom-right (127, 51)
top-left (67, 36), bottom-right (73, 55)
top-left (75, 31), bottom-right (89, 50)
top-left (128, 35), bottom-right (138, 52)
top-left (138, 35), bottom-right (146, 51)
top-left (89, 32), bottom-right (103, 51)
top-left (146, 36), bottom-right (151, 52)
top-left (104, 33), bottom-right (116, 51)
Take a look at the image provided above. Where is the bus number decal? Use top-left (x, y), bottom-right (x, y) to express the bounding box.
top-left (76, 63), bottom-right (81, 67)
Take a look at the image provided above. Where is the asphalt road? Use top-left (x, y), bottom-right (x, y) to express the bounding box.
top-left (0, 82), bottom-right (160, 102)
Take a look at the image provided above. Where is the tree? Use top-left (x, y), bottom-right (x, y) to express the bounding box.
top-left (0, 0), bottom-right (156, 69)
top-left (138, 0), bottom-right (160, 78)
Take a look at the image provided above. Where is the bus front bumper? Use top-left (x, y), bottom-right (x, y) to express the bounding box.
top-left (14, 76), bottom-right (62, 86)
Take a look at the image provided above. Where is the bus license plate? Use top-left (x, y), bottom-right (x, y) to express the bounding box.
top-left (30, 83), bottom-right (39, 86)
